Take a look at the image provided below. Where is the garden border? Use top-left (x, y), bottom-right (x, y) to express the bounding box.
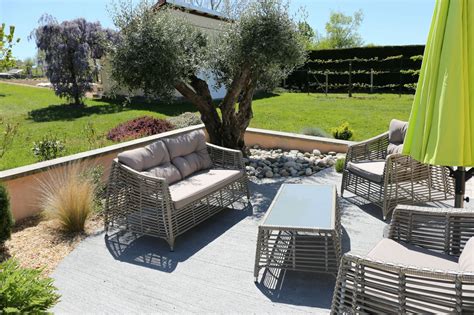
top-left (0, 125), bottom-right (353, 220)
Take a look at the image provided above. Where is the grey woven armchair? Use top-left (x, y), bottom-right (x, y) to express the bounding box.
top-left (341, 120), bottom-right (455, 219)
top-left (104, 130), bottom-right (250, 251)
top-left (331, 205), bottom-right (474, 314)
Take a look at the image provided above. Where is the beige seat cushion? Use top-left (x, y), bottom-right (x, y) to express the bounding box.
top-left (164, 130), bottom-right (213, 177)
top-left (459, 237), bottom-right (474, 272)
top-left (169, 169), bottom-right (244, 209)
top-left (368, 238), bottom-right (459, 271)
top-left (118, 140), bottom-right (170, 171)
top-left (347, 160), bottom-right (386, 183)
top-left (141, 162), bottom-right (182, 185)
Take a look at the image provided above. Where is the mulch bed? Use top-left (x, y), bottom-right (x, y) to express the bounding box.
top-left (0, 215), bottom-right (103, 275)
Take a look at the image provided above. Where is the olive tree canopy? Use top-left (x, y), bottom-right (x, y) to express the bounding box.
top-left (111, 0), bottom-right (306, 151)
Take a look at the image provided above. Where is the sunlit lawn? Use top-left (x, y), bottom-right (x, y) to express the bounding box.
top-left (0, 81), bottom-right (413, 170)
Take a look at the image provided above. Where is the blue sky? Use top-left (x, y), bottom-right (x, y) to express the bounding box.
top-left (1, 0), bottom-right (435, 60)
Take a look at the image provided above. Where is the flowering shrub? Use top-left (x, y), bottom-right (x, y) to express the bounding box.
top-left (332, 122), bottom-right (354, 140)
top-left (107, 116), bottom-right (174, 142)
top-left (32, 134), bottom-right (66, 161)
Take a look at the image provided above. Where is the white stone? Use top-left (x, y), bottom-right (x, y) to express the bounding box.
top-left (265, 171), bottom-right (273, 178)
top-left (305, 168), bottom-right (312, 176)
top-left (312, 149), bottom-right (322, 156)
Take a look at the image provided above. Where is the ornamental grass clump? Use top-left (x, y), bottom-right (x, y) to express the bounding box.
top-left (39, 163), bottom-right (96, 233)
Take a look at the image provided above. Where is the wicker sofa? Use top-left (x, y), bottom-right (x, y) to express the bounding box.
top-left (341, 119), bottom-right (455, 219)
top-left (331, 205), bottom-right (474, 314)
top-left (104, 130), bottom-right (250, 250)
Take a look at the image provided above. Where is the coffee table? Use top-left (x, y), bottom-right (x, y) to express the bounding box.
top-left (253, 184), bottom-right (341, 281)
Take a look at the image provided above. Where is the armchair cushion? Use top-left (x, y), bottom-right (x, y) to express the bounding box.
top-left (387, 143), bottom-right (404, 155)
top-left (459, 237), bottom-right (474, 272)
top-left (163, 130), bottom-right (213, 177)
top-left (347, 160), bottom-right (385, 183)
top-left (388, 119), bottom-right (408, 145)
top-left (368, 238), bottom-right (459, 270)
top-left (169, 169), bottom-right (244, 209)
top-left (118, 140), bottom-right (170, 171)
top-left (142, 162), bottom-right (182, 185)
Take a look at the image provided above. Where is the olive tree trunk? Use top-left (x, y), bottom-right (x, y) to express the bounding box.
top-left (174, 69), bottom-right (255, 152)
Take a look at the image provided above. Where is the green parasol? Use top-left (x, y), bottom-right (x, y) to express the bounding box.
top-left (403, 0), bottom-right (474, 207)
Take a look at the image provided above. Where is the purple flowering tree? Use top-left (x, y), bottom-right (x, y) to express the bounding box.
top-left (33, 16), bottom-right (115, 106)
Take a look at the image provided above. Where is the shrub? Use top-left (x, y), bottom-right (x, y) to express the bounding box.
top-left (0, 259), bottom-right (60, 312)
top-left (301, 127), bottom-right (331, 138)
top-left (335, 158), bottom-right (345, 173)
top-left (83, 122), bottom-right (105, 149)
top-left (107, 116), bottom-right (174, 142)
top-left (166, 112), bottom-right (202, 129)
top-left (39, 163), bottom-right (97, 233)
top-left (332, 122), bottom-right (354, 140)
top-left (0, 183), bottom-right (13, 247)
top-left (81, 165), bottom-right (106, 212)
top-left (0, 118), bottom-right (19, 159)
top-left (32, 134), bottom-right (66, 161)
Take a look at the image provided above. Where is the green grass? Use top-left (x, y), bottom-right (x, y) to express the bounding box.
top-left (0, 82), bottom-right (413, 170)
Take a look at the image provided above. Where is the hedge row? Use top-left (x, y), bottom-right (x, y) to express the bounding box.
top-left (283, 45), bottom-right (425, 94)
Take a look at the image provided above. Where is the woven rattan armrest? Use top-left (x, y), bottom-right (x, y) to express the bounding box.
top-left (345, 132), bottom-right (389, 163)
top-left (388, 205), bottom-right (474, 256)
top-left (206, 143), bottom-right (244, 170)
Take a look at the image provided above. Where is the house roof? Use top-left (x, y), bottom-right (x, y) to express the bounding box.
top-left (154, 0), bottom-right (231, 21)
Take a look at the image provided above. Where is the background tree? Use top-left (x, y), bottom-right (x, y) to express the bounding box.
top-left (298, 21), bottom-right (315, 49)
top-left (33, 16), bottom-right (114, 106)
top-left (111, 0), bottom-right (306, 151)
top-left (0, 23), bottom-right (20, 70)
top-left (315, 10), bottom-right (364, 49)
top-left (184, 0), bottom-right (250, 18)
top-left (23, 57), bottom-right (34, 78)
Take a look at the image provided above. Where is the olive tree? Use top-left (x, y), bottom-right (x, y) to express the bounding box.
top-left (111, 0), bottom-right (306, 151)
top-left (33, 16), bottom-right (115, 106)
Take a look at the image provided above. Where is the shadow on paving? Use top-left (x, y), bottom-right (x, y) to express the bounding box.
top-left (256, 268), bottom-right (336, 309)
top-left (105, 205), bottom-right (252, 273)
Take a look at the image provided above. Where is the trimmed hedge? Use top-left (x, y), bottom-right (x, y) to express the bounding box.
top-left (284, 45), bottom-right (425, 94)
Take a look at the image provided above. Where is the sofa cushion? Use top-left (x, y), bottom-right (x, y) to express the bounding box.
top-left (368, 238), bottom-right (459, 271)
top-left (388, 119), bottom-right (408, 145)
top-left (118, 140), bottom-right (170, 171)
top-left (141, 162), bottom-right (182, 185)
top-left (164, 130), bottom-right (213, 177)
top-left (169, 169), bottom-right (244, 209)
top-left (347, 160), bottom-right (386, 183)
top-left (163, 130), bottom-right (207, 159)
top-left (172, 151), bottom-right (213, 178)
top-left (387, 143), bottom-right (404, 155)
top-left (459, 237), bottom-right (474, 272)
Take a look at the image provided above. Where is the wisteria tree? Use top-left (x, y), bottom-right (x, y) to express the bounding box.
top-left (111, 0), bottom-right (306, 151)
top-left (33, 16), bottom-right (115, 106)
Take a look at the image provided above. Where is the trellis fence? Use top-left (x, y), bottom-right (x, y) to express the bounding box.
top-left (283, 45), bottom-right (425, 96)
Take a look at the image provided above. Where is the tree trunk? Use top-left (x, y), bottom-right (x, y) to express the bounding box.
top-left (174, 69), bottom-right (255, 153)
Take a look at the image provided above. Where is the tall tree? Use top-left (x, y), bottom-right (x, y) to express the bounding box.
top-left (316, 10), bottom-right (364, 49)
top-left (111, 0), bottom-right (306, 151)
top-left (0, 23), bottom-right (20, 70)
top-left (298, 21), bottom-right (315, 49)
top-left (33, 16), bottom-right (115, 106)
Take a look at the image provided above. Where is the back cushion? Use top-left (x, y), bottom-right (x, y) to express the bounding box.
top-left (118, 140), bottom-right (170, 171)
top-left (163, 130), bottom-right (213, 178)
top-left (388, 119), bottom-right (408, 145)
top-left (142, 162), bottom-right (182, 184)
top-left (459, 237), bottom-right (474, 271)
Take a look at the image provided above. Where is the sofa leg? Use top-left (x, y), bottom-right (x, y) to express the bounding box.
top-left (168, 238), bottom-right (175, 252)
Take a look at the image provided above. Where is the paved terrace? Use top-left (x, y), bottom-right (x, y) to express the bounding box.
top-left (51, 168), bottom-right (473, 313)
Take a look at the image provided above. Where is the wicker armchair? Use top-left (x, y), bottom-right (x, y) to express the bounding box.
top-left (331, 205), bottom-right (474, 314)
top-left (341, 128), bottom-right (455, 219)
top-left (104, 135), bottom-right (250, 251)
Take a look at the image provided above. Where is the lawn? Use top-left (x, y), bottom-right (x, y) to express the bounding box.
top-left (0, 82), bottom-right (413, 170)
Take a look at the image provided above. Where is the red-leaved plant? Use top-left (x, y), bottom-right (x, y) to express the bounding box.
top-left (107, 116), bottom-right (174, 142)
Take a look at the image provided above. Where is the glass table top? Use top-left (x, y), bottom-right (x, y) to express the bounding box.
top-left (262, 184), bottom-right (336, 229)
